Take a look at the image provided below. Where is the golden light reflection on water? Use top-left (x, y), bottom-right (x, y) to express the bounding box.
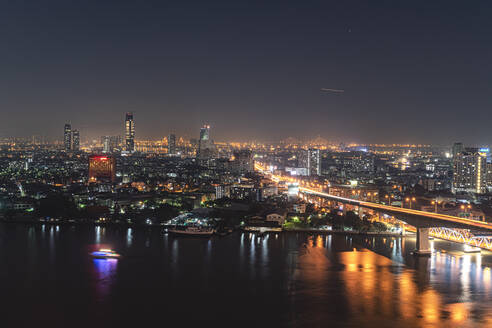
top-left (295, 235), bottom-right (492, 327)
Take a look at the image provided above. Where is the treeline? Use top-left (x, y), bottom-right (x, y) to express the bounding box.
top-left (287, 210), bottom-right (389, 232)
top-left (3, 193), bottom-right (189, 225)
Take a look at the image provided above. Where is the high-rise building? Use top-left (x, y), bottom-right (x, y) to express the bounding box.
top-left (199, 125), bottom-right (210, 141)
top-left (168, 134), bottom-right (176, 155)
top-left (452, 142), bottom-right (464, 158)
top-left (72, 130), bottom-right (80, 151)
top-left (307, 148), bottom-right (321, 176)
top-left (125, 112), bottom-right (135, 152)
top-left (197, 125), bottom-right (215, 159)
top-left (110, 136), bottom-right (121, 152)
top-left (453, 147), bottom-right (487, 194)
top-left (64, 123), bottom-right (72, 151)
top-left (487, 162), bottom-right (492, 190)
top-left (88, 155), bottom-right (116, 183)
top-left (232, 150), bottom-right (254, 174)
top-left (102, 136), bottom-right (111, 153)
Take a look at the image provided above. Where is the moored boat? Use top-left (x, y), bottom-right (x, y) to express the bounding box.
top-left (169, 226), bottom-right (215, 236)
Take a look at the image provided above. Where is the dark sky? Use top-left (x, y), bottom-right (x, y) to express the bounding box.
top-left (1, 0), bottom-right (492, 144)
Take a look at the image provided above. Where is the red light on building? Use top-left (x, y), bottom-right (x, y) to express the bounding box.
top-left (89, 155), bottom-right (116, 183)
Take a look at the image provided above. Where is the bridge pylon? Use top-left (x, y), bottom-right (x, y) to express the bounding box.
top-left (414, 227), bottom-right (431, 256)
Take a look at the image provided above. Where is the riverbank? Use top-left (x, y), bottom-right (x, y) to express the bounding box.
top-left (274, 228), bottom-right (404, 237)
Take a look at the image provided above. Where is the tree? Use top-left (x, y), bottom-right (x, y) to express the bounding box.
top-left (37, 194), bottom-right (78, 219)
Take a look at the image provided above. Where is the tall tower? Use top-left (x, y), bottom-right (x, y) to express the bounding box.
top-left (199, 125), bottom-right (210, 141)
top-left (168, 134), bottom-right (176, 155)
top-left (307, 148), bottom-right (321, 176)
top-left (64, 123), bottom-right (72, 151)
top-left (72, 130), bottom-right (80, 151)
top-left (197, 125), bottom-right (215, 159)
top-left (453, 147), bottom-right (487, 194)
top-left (452, 142), bottom-right (464, 158)
top-left (102, 136), bottom-right (111, 153)
top-left (125, 112), bottom-right (135, 152)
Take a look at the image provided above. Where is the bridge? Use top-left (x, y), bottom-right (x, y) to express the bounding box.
top-left (255, 163), bottom-right (492, 255)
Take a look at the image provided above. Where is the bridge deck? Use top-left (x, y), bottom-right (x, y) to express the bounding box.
top-left (299, 187), bottom-right (492, 232)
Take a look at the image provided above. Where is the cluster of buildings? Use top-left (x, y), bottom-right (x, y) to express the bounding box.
top-left (3, 117), bottom-right (492, 224)
top-left (63, 124), bottom-right (80, 151)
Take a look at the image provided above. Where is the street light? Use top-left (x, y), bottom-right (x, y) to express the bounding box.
top-left (405, 197), bottom-right (416, 209)
top-left (403, 198), bottom-right (408, 208)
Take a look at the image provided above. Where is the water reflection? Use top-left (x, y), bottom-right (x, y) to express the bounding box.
top-left (4, 225), bottom-right (492, 327)
top-left (126, 228), bottom-right (133, 247)
top-left (293, 233), bottom-right (492, 326)
top-left (92, 259), bottom-right (118, 300)
top-left (95, 226), bottom-right (105, 244)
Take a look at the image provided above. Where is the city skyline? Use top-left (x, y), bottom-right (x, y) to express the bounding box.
top-left (3, 2), bottom-right (492, 327)
top-left (1, 1), bottom-right (492, 144)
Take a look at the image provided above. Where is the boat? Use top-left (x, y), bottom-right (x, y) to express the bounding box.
top-left (90, 248), bottom-right (121, 259)
top-left (169, 225), bottom-right (215, 236)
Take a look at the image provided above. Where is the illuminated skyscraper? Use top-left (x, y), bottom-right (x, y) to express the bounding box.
top-left (307, 148), bottom-right (321, 176)
top-left (453, 147), bottom-right (487, 194)
top-left (199, 125), bottom-right (210, 141)
top-left (125, 112), bottom-right (135, 152)
top-left (89, 155), bottom-right (116, 183)
top-left (64, 123), bottom-right (72, 151)
top-left (102, 136), bottom-right (110, 153)
top-left (197, 125), bottom-right (215, 159)
top-left (168, 134), bottom-right (176, 155)
top-left (72, 130), bottom-right (80, 151)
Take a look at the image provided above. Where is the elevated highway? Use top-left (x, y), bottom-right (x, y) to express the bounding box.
top-left (299, 187), bottom-right (492, 232)
top-left (256, 163), bottom-right (492, 254)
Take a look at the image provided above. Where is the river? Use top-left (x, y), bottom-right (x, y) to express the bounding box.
top-left (0, 224), bottom-right (491, 327)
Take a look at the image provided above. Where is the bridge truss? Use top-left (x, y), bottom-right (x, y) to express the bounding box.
top-left (428, 227), bottom-right (492, 251)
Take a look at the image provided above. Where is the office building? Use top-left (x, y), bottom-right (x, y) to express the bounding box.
top-left (307, 148), bottom-right (321, 176)
top-left (452, 142), bottom-right (464, 158)
top-left (110, 136), bottom-right (121, 152)
top-left (64, 123), bottom-right (72, 151)
top-left (453, 147), bottom-right (487, 194)
top-left (88, 155), bottom-right (116, 183)
top-left (168, 134), bottom-right (176, 155)
top-left (197, 125), bottom-right (215, 159)
top-left (199, 125), bottom-right (210, 141)
top-left (72, 130), bottom-right (80, 151)
top-left (232, 150), bottom-right (254, 174)
top-left (125, 112), bottom-right (135, 152)
top-left (102, 136), bottom-right (110, 153)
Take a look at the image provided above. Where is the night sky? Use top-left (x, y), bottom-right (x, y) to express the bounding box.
top-left (1, 1), bottom-right (491, 144)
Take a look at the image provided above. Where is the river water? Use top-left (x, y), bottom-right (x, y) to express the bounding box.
top-left (0, 224), bottom-right (491, 327)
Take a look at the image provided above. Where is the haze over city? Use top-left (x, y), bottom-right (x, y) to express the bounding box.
top-left (3, 2), bottom-right (492, 327)
top-left (2, 1), bottom-right (492, 143)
